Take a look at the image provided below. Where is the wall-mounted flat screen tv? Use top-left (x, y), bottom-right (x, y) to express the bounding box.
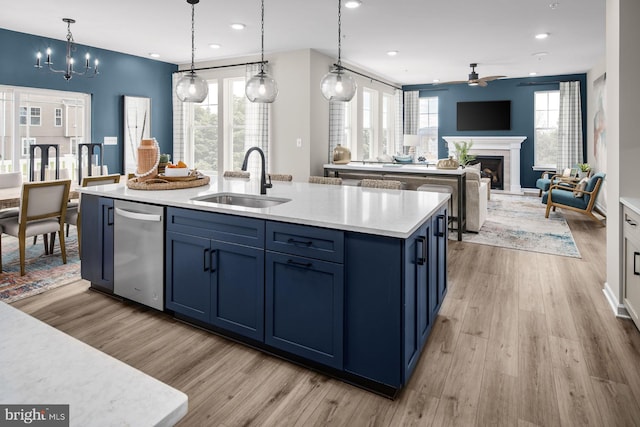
top-left (456, 100), bottom-right (511, 131)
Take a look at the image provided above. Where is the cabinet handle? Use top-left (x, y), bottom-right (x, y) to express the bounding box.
top-left (436, 214), bottom-right (446, 237)
top-left (416, 236), bottom-right (426, 265)
top-left (203, 249), bottom-right (210, 272)
top-left (210, 250), bottom-right (217, 273)
top-left (634, 252), bottom-right (640, 276)
top-left (107, 206), bottom-right (114, 226)
top-left (626, 217), bottom-right (638, 227)
top-left (287, 259), bottom-right (313, 268)
top-left (287, 238), bottom-right (313, 247)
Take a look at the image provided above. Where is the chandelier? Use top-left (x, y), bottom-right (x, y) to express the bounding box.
top-left (320, 0), bottom-right (357, 102)
top-left (175, 0), bottom-right (208, 103)
top-left (35, 18), bottom-right (99, 81)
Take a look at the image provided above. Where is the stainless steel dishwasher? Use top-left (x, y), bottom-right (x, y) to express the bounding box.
top-left (113, 200), bottom-right (165, 310)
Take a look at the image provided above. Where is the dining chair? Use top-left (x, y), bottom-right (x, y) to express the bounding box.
top-left (0, 172), bottom-right (23, 219)
top-left (0, 180), bottom-right (71, 275)
top-left (308, 176), bottom-right (342, 185)
top-left (223, 171), bottom-right (250, 178)
top-left (66, 174), bottom-right (121, 257)
top-left (268, 173), bottom-right (293, 182)
top-left (360, 179), bottom-right (403, 190)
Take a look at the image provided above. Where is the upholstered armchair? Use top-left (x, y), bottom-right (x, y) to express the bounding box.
top-left (542, 172), bottom-right (605, 223)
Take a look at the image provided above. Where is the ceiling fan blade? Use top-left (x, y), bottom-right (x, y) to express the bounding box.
top-left (477, 80), bottom-right (488, 87)
top-left (479, 75), bottom-right (506, 82)
top-left (436, 80), bottom-right (468, 85)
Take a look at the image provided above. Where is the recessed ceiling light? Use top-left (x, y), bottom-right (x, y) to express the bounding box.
top-left (535, 33), bottom-right (550, 40)
top-left (532, 51), bottom-right (549, 57)
top-left (549, 2), bottom-right (560, 9)
top-left (344, 0), bottom-right (362, 8)
top-left (231, 23), bottom-right (245, 30)
top-left (209, 43), bottom-right (221, 49)
top-left (387, 50), bottom-right (398, 57)
top-left (529, 72), bottom-right (537, 76)
top-left (149, 53), bottom-right (160, 58)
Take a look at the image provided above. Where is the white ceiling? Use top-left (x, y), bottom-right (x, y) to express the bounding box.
top-left (0, 0), bottom-right (605, 86)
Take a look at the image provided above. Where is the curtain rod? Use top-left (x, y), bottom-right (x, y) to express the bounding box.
top-left (336, 64), bottom-right (402, 90)
top-left (173, 60), bottom-right (267, 74)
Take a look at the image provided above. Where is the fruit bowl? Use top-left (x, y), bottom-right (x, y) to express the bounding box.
top-left (164, 167), bottom-right (190, 177)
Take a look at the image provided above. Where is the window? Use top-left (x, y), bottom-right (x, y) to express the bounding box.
top-left (191, 83), bottom-right (219, 172)
top-left (225, 78), bottom-right (247, 171)
top-left (418, 97), bottom-right (439, 161)
top-left (534, 90), bottom-right (560, 167)
top-left (382, 93), bottom-right (395, 156)
top-left (29, 107), bottom-right (41, 126)
top-left (361, 88), bottom-right (378, 160)
top-left (19, 107), bottom-right (27, 126)
top-left (21, 137), bottom-right (36, 156)
top-left (54, 108), bottom-right (62, 127)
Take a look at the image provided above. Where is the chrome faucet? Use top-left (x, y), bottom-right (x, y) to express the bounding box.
top-left (241, 147), bottom-right (272, 195)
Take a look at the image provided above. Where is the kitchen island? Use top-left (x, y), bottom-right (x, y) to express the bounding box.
top-left (80, 176), bottom-right (449, 398)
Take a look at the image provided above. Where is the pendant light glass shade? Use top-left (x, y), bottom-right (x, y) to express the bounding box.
top-left (176, 71), bottom-right (209, 102)
top-left (246, 0), bottom-right (278, 103)
top-left (321, 66), bottom-right (357, 101)
top-left (246, 70), bottom-right (278, 103)
top-left (176, 0), bottom-right (208, 103)
top-left (321, 0), bottom-right (357, 102)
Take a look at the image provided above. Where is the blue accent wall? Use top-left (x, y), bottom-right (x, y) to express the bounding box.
top-left (403, 74), bottom-right (588, 188)
top-left (0, 27), bottom-right (177, 174)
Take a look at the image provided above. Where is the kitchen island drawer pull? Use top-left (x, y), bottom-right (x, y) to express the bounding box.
top-left (210, 250), bottom-right (217, 272)
top-left (287, 238), bottom-right (313, 247)
top-left (626, 216), bottom-right (638, 227)
top-left (203, 249), bottom-right (210, 271)
top-left (635, 252), bottom-right (640, 276)
top-left (416, 236), bottom-right (426, 265)
top-left (107, 206), bottom-right (114, 226)
top-left (287, 259), bottom-right (313, 268)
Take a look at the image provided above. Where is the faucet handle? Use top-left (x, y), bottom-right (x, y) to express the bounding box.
top-left (266, 175), bottom-right (273, 188)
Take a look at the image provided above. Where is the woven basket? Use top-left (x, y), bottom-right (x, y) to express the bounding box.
top-left (126, 175), bottom-right (210, 190)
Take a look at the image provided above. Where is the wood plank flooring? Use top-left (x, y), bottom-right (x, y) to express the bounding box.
top-left (12, 206), bottom-right (640, 426)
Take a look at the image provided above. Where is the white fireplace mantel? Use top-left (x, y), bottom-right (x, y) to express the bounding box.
top-left (443, 136), bottom-right (527, 194)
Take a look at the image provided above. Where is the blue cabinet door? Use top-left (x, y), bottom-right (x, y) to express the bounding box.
top-left (434, 206), bottom-right (448, 312)
top-left (403, 223), bottom-right (430, 380)
top-left (81, 195), bottom-right (114, 292)
top-left (211, 240), bottom-right (264, 341)
top-left (265, 251), bottom-right (344, 369)
top-left (166, 231), bottom-right (211, 322)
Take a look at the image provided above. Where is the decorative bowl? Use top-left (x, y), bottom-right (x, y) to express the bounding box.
top-left (393, 155), bottom-right (413, 164)
top-left (164, 167), bottom-right (190, 177)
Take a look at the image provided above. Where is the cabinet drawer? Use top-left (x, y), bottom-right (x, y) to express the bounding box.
top-left (266, 222), bottom-right (344, 263)
top-left (167, 207), bottom-right (265, 248)
top-left (623, 206), bottom-right (640, 245)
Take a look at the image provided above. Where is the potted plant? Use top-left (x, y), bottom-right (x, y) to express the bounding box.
top-left (453, 140), bottom-right (476, 166)
top-left (577, 163), bottom-right (591, 178)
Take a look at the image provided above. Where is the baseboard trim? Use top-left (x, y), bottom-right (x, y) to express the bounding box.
top-left (603, 282), bottom-right (630, 318)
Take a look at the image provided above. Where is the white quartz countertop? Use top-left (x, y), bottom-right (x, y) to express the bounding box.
top-left (324, 162), bottom-right (467, 175)
top-left (621, 197), bottom-right (640, 215)
top-left (80, 176), bottom-right (449, 239)
top-left (0, 302), bottom-right (188, 427)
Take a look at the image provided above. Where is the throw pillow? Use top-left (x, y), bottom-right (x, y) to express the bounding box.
top-left (573, 177), bottom-right (589, 197)
top-left (469, 162), bottom-right (481, 171)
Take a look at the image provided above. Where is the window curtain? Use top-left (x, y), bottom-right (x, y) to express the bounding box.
top-left (244, 64), bottom-right (271, 175)
top-left (328, 101), bottom-right (345, 162)
top-left (557, 81), bottom-right (583, 170)
top-left (395, 89), bottom-right (403, 155)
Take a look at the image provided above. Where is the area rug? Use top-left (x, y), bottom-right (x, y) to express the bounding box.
top-left (0, 229), bottom-right (80, 303)
top-left (456, 193), bottom-right (581, 258)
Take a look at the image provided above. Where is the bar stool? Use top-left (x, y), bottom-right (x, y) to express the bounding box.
top-left (29, 144), bottom-right (60, 182)
top-left (418, 183), bottom-right (454, 228)
top-left (77, 143), bottom-right (104, 185)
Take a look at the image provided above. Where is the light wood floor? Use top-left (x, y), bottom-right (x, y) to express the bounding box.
top-left (12, 207), bottom-right (640, 426)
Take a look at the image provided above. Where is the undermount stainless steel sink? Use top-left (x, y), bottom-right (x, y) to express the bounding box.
top-left (191, 193), bottom-right (291, 209)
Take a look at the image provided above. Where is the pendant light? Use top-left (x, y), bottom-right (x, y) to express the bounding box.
top-left (176, 0), bottom-right (208, 103)
top-left (320, 0), bottom-right (357, 102)
top-left (245, 0), bottom-right (278, 103)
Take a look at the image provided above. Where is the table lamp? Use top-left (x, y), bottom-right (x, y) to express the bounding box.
top-left (403, 134), bottom-right (419, 160)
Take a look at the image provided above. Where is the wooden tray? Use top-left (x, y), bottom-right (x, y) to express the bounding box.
top-left (156, 174), bottom-right (198, 182)
top-left (126, 174), bottom-right (210, 190)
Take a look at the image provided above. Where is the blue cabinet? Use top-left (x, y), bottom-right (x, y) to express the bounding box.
top-left (431, 205), bottom-right (448, 321)
top-left (165, 208), bottom-right (265, 341)
top-left (265, 222), bottom-right (344, 369)
top-left (81, 194), bottom-right (114, 292)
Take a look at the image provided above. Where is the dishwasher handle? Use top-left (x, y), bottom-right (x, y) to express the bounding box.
top-left (115, 207), bottom-right (162, 222)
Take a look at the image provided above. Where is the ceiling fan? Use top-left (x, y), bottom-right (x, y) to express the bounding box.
top-left (439, 63), bottom-right (506, 87)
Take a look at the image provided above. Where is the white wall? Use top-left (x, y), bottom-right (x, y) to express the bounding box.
top-left (605, 0), bottom-right (640, 316)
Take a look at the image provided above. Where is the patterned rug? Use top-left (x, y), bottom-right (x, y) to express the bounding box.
top-left (0, 228), bottom-right (80, 303)
top-left (456, 193), bottom-right (581, 258)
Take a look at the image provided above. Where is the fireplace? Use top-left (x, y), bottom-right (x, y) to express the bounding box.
top-left (443, 136), bottom-right (527, 194)
top-left (470, 156), bottom-right (504, 190)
